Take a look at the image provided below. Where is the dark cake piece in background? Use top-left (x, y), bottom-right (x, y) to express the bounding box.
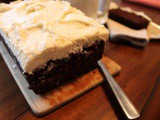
top-left (109, 8), bottom-right (150, 29)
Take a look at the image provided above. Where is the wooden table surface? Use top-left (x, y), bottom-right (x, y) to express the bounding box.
top-left (0, 1), bottom-right (160, 120)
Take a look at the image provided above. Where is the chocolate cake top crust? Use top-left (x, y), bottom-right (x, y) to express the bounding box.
top-left (109, 8), bottom-right (150, 29)
top-left (109, 2), bottom-right (151, 30)
top-left (0, 0), bottom-right (109, 73)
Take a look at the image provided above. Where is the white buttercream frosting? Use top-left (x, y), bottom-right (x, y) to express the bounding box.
top-left (0, 0), bottom-right (109, 73)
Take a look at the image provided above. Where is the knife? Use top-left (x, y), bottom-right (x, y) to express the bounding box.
top-left (98, 60), bottom-right (140, 119)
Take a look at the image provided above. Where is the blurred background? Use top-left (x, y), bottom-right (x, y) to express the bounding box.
top-left (0, 0), bottom-right (160, 10)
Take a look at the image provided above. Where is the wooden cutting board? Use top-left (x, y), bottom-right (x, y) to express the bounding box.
top-left (0, 41), bottom-right (121, 117)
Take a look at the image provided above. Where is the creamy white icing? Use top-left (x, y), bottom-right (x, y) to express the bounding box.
top-left (0, 0), bottom-right (109, 73)
top-left (108, 19), bottom-right (149, 46)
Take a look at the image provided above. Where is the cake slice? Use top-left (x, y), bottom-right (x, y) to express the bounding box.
top-left (109, 8), bottom-right (150, 30)
top-left (108, 2), bottom-right (151, 47)
top-left (0, 0), bottom-right (109, 94)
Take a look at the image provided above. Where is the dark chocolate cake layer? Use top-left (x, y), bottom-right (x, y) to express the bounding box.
top-left (109, 8), bottom-right (149, 30)
top-left (1, 37), bottom-right (105, 94)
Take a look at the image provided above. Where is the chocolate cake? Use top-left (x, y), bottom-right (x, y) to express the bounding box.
top-left (108, 2), bottom-right (151, 47)
top-left (0, 0), bottom-right (109, 94)
top-left (109, 8), bottom-right (150, 29)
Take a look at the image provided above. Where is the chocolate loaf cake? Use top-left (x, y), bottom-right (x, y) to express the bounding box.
top-left (0, 0), bottom-right (109, 94)
top-left (109, 8), bottom-right (150, 29)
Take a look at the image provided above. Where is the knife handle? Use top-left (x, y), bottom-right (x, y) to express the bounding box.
top-left (98, 60), bottom-right (140, 119)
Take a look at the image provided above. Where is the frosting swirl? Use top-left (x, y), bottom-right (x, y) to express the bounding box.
top-left (0, 0), bottom-right (109, 73)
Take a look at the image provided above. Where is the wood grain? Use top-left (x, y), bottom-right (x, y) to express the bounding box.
top-left (0, 55), bottom-right (29, 120)
top-left (16, 42), bottom-right (160, 120)
top-left (139, 77), bottom-right (160, 120)
top-left (0, 1), bottom-right (160, 120)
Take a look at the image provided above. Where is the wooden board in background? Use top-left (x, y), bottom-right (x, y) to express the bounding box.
top-left (0, 41), bottom-right (121, 117)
